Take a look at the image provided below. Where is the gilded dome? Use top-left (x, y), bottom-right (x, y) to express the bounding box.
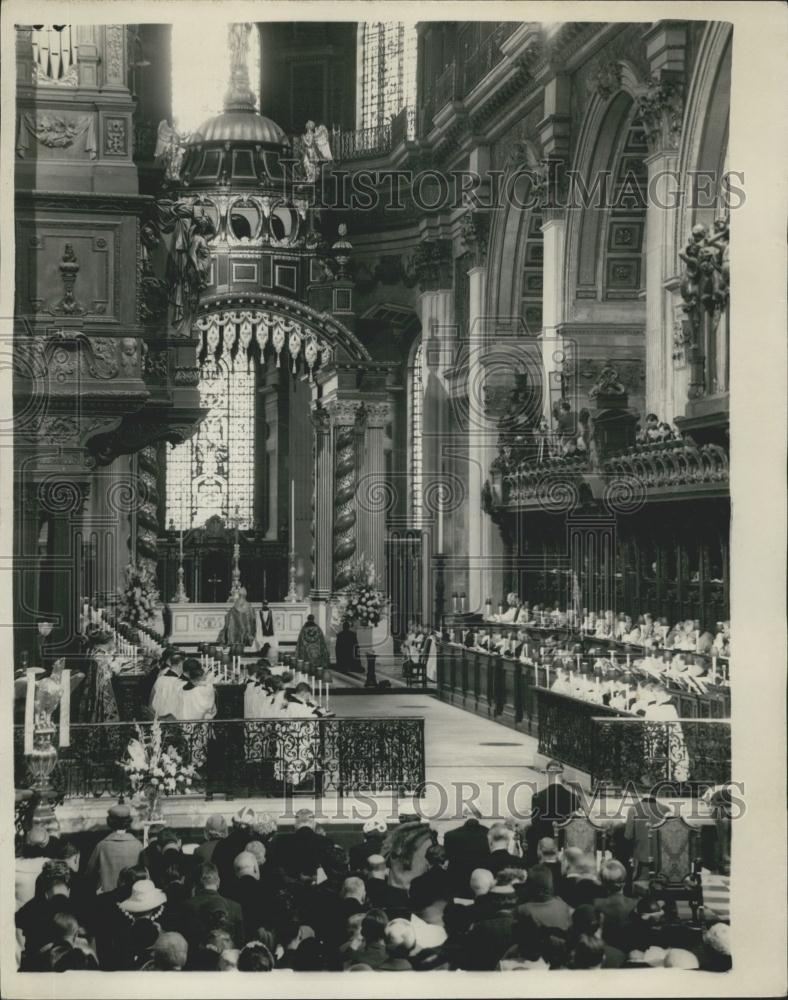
top-left (189, 109), bottom-right (288, 147)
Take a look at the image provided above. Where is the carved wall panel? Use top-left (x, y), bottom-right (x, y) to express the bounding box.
top-left (15, 219), bottom-right (126, 324)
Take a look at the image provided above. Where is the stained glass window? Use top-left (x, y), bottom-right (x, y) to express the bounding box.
top-left (411, 341), bottom-right (423, 528)
top-left (358, 23), bottom-right (417, 131)
top-left (167, 360), bottom-right (256, 530)
top-left (171, 22), bottom-right (261, 134)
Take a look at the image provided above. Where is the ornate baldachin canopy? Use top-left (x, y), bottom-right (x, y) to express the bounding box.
top-left (194, 292), bottom-right (371, 379)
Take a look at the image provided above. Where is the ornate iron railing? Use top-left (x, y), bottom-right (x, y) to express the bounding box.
top-left (590, 717), bottom-right (731, 792)
top-left (461, 33), bottom-right (506, 95)
top-left (14, 717), bottom-right (425, 801)
top-left (535, 690), bottom-right (731, 794)
top-left (331, 122), bottom-right (393, 162)
top-left (433, 63), bottom-right (458, 111)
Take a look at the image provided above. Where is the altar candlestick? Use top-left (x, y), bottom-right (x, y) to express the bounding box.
top-left (626, 653), bottom-right (632, 668)
top-left (179, 528), bottom-right (183, 558)
top-left (311, 675), bottom-right (315, 698)
top-left (60, 670), bottom-right (71, 748)
top-left (325, 682), bottom-right (330, 712)
top-left (24, 668), bottom-right (36, 755)
top-left (576, 653), bottom-right (581, 671)
top-left (318, 679), bottom-right (323, 704)
top-left (533, 662), bottom-right (538, 687)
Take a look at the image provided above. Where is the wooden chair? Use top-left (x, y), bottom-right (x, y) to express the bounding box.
top-left (635, 816), bottom-right (703, 920)
top-left (558, 812), bottom-right (605, 857)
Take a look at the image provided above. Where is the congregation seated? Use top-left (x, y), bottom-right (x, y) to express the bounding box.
top-left (14, 804), bottom-right (731, 974)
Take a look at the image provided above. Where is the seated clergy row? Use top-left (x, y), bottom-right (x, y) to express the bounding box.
top-left (489, 595), bottom-right (729, 657)
top-left (149, 653), bottom-right (332, 721)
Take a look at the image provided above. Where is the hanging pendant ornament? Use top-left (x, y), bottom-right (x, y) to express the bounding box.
top-left (288, 326), bottom-right (302, 375)
top-left (236, 311), bottom-right (253, 369)
top-left (272, 317), bottom-right (285, 367)
top-left (205, 317), bottom-right (220, 360)
top-left (222, 314), bottom-right (236, 365)
top-left (304, 337), bottom-right (319, 381)
top-left (254, 312), bottom-right (270, 363)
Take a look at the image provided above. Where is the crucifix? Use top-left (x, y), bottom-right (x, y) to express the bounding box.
top-left (208, 573), bottom-right (222, 603)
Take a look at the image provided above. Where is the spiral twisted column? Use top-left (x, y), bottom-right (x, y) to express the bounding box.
top-left (355, 401), bottom-right (393, 590)
top-left (328, 400), bottom-right (366, 591)
top-left (309, 403), bottom-right (332, 596)
top-left (131, 445), bottom-right (161, 579)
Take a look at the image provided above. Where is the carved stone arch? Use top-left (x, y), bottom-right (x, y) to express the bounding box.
top-left (672, 23), bottom-right (733, 270)
top-left (486, 139), bottom-right (544, 323)
top-left (566, 86), bottom-right (648, 308)
top-left (197, 290), bottom-right (373, 365)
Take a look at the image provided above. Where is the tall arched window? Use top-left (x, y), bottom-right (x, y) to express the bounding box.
top-left (171, 22), bottom-right (261, 133)
top-left (167, 360), bottom-right (256, 530)
top-left (410, 340), bottom-right (423, 528)
top-left (358, 22), bottom-right (417, 130)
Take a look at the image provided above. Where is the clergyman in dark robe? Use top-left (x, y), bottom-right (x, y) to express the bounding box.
top-left (335, 619), bottom-right (363, 675)
top-left (295, 614), bottom-right (330, 673)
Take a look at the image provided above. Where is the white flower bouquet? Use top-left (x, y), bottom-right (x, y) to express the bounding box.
top-left (119, 720), bottom-right (196, 797)
top-left (117, 562), bottom-right (160, 627)
top-left (333, 558), bottom-right (388, 629)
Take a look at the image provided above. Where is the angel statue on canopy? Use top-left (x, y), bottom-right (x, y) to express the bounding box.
top-left (154, 118), bottom-right (190, 184)
top-left (297, 121), bottom-right (333, 182)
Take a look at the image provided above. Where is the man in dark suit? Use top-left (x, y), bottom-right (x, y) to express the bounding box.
top-left (268, 808), bottom-right (332, 879)
top-left (485, 823), bottom-right (525, 876)
top-left (525, 759), bottom-right (580, 865)
top-left (181, 862), bottom-right (245, 949)
top-left (443, 810), bottom-right (490, 898)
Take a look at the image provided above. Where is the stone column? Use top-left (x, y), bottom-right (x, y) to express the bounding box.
top-left (640, 22), bottom-right (687, 418)
top-left (417, 286), bottom-right (454, 623)
top-left (465, 266), bottom-right (505, 615)
top-left (540, 207), bottom-right (567, 417)
top-left (356, 401), bottom-right (393, 588)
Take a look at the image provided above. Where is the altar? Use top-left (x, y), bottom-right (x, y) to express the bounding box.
top-left (165, 601), bottom-right (312, 650)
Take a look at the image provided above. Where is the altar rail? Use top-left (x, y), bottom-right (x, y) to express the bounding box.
top-left (14, 718), bottom-right (425, 801)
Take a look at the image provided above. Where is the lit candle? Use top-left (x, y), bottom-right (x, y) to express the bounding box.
top-left (460, 593), bottom-right (466, 613)
top-left (290, 479), bottom-right (295, 550)
top-left (60, 669), bottom-right (71, 748)
top-left (325, 681), bottom-right (330, 712)
top-left (318, 679), bottom-right (323, 704)
top-left (437, 494), bottom-right (444, 554)
top-left (533, 662), bottom-right (538, 687)
top-left (24, 668), bottom-right (36, 755)
top-left (576, 653), bottom-right (581, 671)
top-left (545, 661), bottom-right (550, 687)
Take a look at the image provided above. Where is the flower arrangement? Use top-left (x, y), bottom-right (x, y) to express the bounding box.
top-left (117, 562), bottom-right (159, 627)
top-left (333, 558), bottom-right (387, 629)
top-left (119, 720), bottom-right (196, 797)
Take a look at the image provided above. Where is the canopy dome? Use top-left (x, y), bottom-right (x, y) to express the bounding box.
top-left (189, 108), bottom-right (288, 147)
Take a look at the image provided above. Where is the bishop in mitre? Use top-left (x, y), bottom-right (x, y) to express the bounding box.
top-left (218, 588), bottom-right (257, 649)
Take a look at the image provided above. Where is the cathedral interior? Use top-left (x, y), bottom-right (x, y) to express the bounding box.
top-left (13, 20), bottom-right (731, 658)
